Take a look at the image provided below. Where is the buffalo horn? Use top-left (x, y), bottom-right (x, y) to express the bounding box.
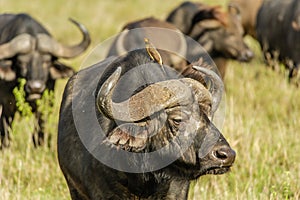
top-left (115, 29), bottom-right (129, 55)
top-left (169, 29), bottom-right (187, 64)
top-left (0, 33), bottom-right (34, 60)
top-left (180, 78), bottom-right (212, 117)
top-left (116, 28), bottom-right (187, 61)
top-left (192, 65), bottom-right (224, 115)
top-left (96, 67), bottom-right (193, 122)
top-left (37, 18), bottom-right (90, 58)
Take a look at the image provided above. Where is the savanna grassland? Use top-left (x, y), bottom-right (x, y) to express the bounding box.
top-left (0, 0), bottom-right (299, 199)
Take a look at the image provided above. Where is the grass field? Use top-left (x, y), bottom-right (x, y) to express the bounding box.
top-left (0, 0), bottom-right (299, 199)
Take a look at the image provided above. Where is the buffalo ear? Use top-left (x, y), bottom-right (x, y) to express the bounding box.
top-left (49, 61), bottom-right (75, 79)
top-left (0, 60), bottom-right (16, 81)
top-left (105, 123), bottom-right (148, 152)
top-left (228, 4), bottom-right (241, 21)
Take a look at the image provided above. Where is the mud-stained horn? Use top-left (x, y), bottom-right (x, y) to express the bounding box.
top-left (36, 18), bottom-right (90, 58)
top-left (96, 67), bottom-right (193, 122)
top-left (192, 65), bottom-right (224, 115)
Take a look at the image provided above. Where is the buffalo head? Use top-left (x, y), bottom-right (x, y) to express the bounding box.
top-left (0, 13), bottom-right (90, 148)
top-left (166, 1), bottom-right (253, 74)
top-left (95, 53), bottom-right (235, 178)
top-left (0, 14), bottom-right (90, 101)
top-left (58, 37), bottom-right (235, 198)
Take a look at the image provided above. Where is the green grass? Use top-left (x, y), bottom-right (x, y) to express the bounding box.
top-left (0, 0), bottom-right (300, 199)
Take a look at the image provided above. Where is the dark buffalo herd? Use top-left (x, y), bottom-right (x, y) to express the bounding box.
top-left (1, 0), bottom-right (299, 199)
top-left (0, 13), bottom-right (90, 148)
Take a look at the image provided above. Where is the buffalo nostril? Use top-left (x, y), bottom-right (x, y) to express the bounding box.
top-left (216, 149), bottom-right (229, 159)
top-left (213, 146), bottom-right (236, 166)
top-left (26, 81), bottom-right (45, 93)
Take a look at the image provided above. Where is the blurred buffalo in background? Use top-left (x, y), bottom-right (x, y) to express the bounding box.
top-left (166, 1), bottom-right (253, 78)
top-left (256, 0), bottom-right (300, 85)
top-left (0, 13), bottom-right (90, 149)
top-left (107, 17), bottom-right (189, 72)
top-left (107, 16), bottom-right (221, 88)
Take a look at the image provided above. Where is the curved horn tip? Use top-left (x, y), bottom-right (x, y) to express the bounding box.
top-left (68, 18), bottom-right (80, 26)
top-left (192, 65), bottom-right (224, 93)
top-left (192, 65), bottom-right (224, 113)
top-left (69, 18), bottom-right (82, 28)
top-left (48, 17), bottom-right (91, 58)
top-left (111, 67), bottom-right (122, 81)
top-left (102, 67), bottom-right (122, 93)
top-left (96, 67), bottom-right (122, 117)
top-left (97, 67), bottom-right (122, 97)
top-left (68, 17), bottom-right (76, 22)
top-left (68, 18), bottom-right (90, 36)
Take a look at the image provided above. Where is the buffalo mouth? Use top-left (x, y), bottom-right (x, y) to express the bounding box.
top-left (203, 165), bottom-right (231, 175)
top-left (165, 161), bottom-right (232, 179)
top-left (26, 93), bottom-right (42, 101)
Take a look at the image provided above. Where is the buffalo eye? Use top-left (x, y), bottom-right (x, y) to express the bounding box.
top-left (16, 61), bottom-right (28, 76)
top-left (167, 108), bottom-right (190, 132)
top-left (172, 117), bottom-right (183, 126)
top-left (170, 115), bottom-right (189, 132)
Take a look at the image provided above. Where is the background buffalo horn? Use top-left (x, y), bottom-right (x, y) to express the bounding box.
top-left (176, 29), bottom-right (187, 58)
top-left (96, 67), bottom-right (193, 122)
top-left (0, 33), bottom-right (34, 60)
top-left (169, 29), bottom-right (187, 64)
top-left (115, 29), bottom-right (129, 55)
top-left (180, 78), bottom-right (212, 117)
top-left (37, 18), bottom-right (90, 58)
top-left (192, 65), bottom-right (224, 115)
top-left (116, 28), bottom-right (187, 60)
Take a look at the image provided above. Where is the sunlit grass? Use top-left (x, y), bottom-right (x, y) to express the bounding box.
top-left (0, 0), bottom-right (299, 199)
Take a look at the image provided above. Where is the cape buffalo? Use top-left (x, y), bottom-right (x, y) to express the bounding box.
top-left (166, 1), bottom-right (253, 78)
top-left (256, 0), bottom-right (300, 85)
top-left (58, 46), bottom-right (235, 199)
top-left (0, 13), bottom-right (90, 148)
